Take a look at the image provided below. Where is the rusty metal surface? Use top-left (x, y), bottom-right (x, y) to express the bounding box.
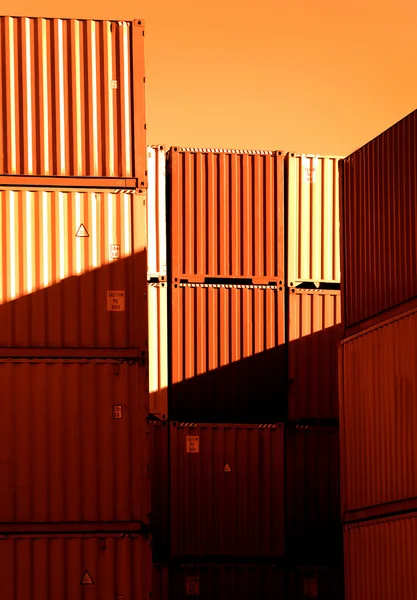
top-left (285, 426), bottom-right (343, 563)
top-left (287, 154), bottom-right (341, 286)
top-left (0, 534), bottom-right (151, 600)
top-left (287, 567), bottom-right (344, 600)
top-left (344, 514), bottom-right (417, 600)
top-left (340, 306), bottom-right (417, 513)
top-left (170, 283), bottom-right (286, 422)
top-left (147, 146), bottom-right (167, 279)
top-left (340, 109), bottom-right (417, 331)
top-left (0, 17), bottom-right (146, 182)
top-left (170, 422), bottom-right (285, 559)
top-left (0, 186), bottom-right (147, 350)
top-left (168, 147), bottom-right (284, 281)
top-left (288, 289), bottom-right (342, 421)
top-left (0, 359), bottom-right (149, 524)
top-left (148, 283), bottom-right (168, 419)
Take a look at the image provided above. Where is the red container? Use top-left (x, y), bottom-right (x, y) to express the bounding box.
top-left (287, 567), bottom-right (344, 599)
top-left (340, 109), bottom-right (417, 332)
top-left (288, 289), bottom-right (342, 421)
top-left (339, 304), bottom-right (417, 514)
top-left (344, 513), bottom-right (417, 600)
top-left (286, 426), bottom-right (342, 562)
top-left (168, 147), bottom-right (284, 281)
top-left (170, 422), bottom-right (285, 559)
top-left (0, 359), bottom-right (149, 525)
top-left (0, 534), bottom-right (151, 600)
top-left (170, 283), bottom-right (286, 421)
top-left (0, 17), bottom-right (146, 183)
top-left (149, 420), bottom-right (169, 562)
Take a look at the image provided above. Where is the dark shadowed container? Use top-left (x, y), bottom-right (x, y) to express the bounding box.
top-left (288, 289), bottom-right (342, 421)
top-left (168, 147), bottom-right (284, 281)
top-left (148, 282), bottom-right (168, 419)
top-left (285, 426), bottom-right (342, 563)
top-left (0, 534), bottom-right (151, 600)
top-left (149, 420), bottom-right (169, 562)
top-left (170, 422), bottom-right (285, 559)
top-left (0, 17), bottom-right (146, 183)
top-left (152, 564), bottom-right (169, 600)
top-left (340, 109), bottom-right (417, 333)
top-left (287, 567), bottom-right (344, 599)
top-left (0, 359), bottom-right (149, 525)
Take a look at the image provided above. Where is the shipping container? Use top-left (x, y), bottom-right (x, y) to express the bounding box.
top-left (0, 186), bottom-right (147, 351)
top-left (149, 420), bottom-right (169, 562)
top-left (148, 283), bottom-right (168, 419)
top-left (288, 289), bottom-right (342, 421)
top-left (168, 147), bottom-right (284, 281)
top-left (0, 17), bottom-right (146, 183)
top-left (0, 534), bottom-right (151, 600)
top-left (340, 109), bottom-right (417, 332)
top-left (285, 426), bottom-right (342, 563)
top-left (170, 282), bottom-right (286, 421)
top-left (344, 513), bottom-right (417, 600)
top-left (170, 422), bottom-right (285, 559)
top-left (147, 145), bottom-right (167, 279)
top-left (152, 564), bottom-right (169, 600)
top-left (287, 567), bottom-right (344, 599)
top-left (0, 359), bottom-right (149, 525)
top-left (286, 154), bottom-right (341, 286)
top-left (339, 305), bottom-right (417, 514)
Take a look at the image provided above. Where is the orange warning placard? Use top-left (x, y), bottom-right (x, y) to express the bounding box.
top-left (186, 436), bottom-right (199, 453)
top-left (185, 576), bottom-right (199, 595)
top-left (107, 291), bottom-right (125, 312)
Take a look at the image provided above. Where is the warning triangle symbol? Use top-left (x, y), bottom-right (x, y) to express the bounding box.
top-left (80, 570), bottom-right (94, 585)
top-left (76, 223), bottom-right (89, 238)
top-left (224, 462), bottom-right (231, 473)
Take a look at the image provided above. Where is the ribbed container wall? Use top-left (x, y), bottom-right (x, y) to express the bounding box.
top-left (169, 423), bottom-right (285, 559)
top-left (170, 283), bottom-right (285, 421)
top-left (147, 283), bottom-right (168, 419)
top-left (287, 154), bottom-right (341, 286)
top-left (0, 359), bottom-right (149, 525)
top-left (147, 145), bottom-right (167, 279)
top-left (149, 420), bottom-right (169, 562)
top-left (344, 514), bottom-right (417, 600)
top-left (0, 17), bottom-right (146, 182)
top-left (340, 109), bottom-right (417, 333)
top-left (168, 148), bottom-right (284, 281)
top-left (0, 534), bottom-right (151, 600)
top-left (287, 567), bottom-right (344, 600)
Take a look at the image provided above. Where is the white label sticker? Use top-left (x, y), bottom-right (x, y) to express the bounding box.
top-left (186, 436), bottom-right (200, 453)
top-left (113, 405), bottom-right (123, 419)
top-left (110, 244), bottom-right (120, 260)
top-left (107, 291), bottom-right (125, 311)
top-left (185, 576), bottom-right (200, 595)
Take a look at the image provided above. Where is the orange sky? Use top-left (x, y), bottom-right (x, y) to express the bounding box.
top-left (6, 0), bottom-right (417, 157)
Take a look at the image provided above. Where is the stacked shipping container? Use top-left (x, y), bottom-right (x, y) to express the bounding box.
top-left (339, 109), bottom-right (417, 599)
top-left (0, 16), bottom-right (151, 600)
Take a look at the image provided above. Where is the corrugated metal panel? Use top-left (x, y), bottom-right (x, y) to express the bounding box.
top-left (287, 154), bottom-right (341, 286)
top-left (344, 514), bottom-right (417, 600)
top-left (147, 145), bottom-right (167, 278)
top-left (0, 186), bottom-right (147, 350)
top-left (149, 420), bottom-right (169, 562)
top-left (148, 283), bottom-right (168, 419)
top-left (0, 534), bottom-right (151, 600)
top-left (340, 109), bottom-right (417, 331)
top-left (170, 283), bottom-right (286, 422)
top-left (287, 567), bottom-right (344, 600)
top-left (170, 564), bottom-right (285, 599)
top-left (152, 564), bottom-right (169, 600)
top-left (0, 17), bottom-right (146, 182)
top-left (169, 147), bottom-right (284, 281)
top-left (0, 360), bottom-right (149, 524)
top-left (286, 426), bottom-right (342, 563)
top-left (340, 306), bottom-right (417, 514)
top-left (288, 289), bottom-right (342, 421)
top-left (170, 422), bottom-right (285, 558)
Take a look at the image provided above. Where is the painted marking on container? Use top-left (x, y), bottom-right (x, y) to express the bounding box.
top-left (303, 577), bottom-right (318, 597)
top-left (302, 156), bottom-right (318, 184)
top-left (76, 223), bottom-right (89, 238)
top-left (111, 79), bottom-right (118, 89)
top-left (113, 405), bottom-right (123, 419)
top-left (110, 244), bottom-right (120, 259)
top-left (107, 291), bottom-right (125, 311)
top-left (185, 576), bottom-right (199, 595)
top-left (80, 571), bottom-right (94, 585)
top-left (186, 436), bottom-right (199, 453)
top-left (224, 462), bottom-right (232, 473)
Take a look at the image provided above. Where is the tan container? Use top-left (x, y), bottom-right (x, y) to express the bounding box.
top-left (147, 282), bottom-right (168, 419)
top-left (147, 145), bottom-right (167, 279)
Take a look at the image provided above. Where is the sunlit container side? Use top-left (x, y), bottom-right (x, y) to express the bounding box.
top-left (147, 145), bottom-right (167, 279)
top-left (148, 283), bottom-right (168, 419)
top-left (170, 564), bottom-right (285, 600)
top-left (288, 289), bottom-right (342, 421)
top-left (0, 17), bottom-right (146, 183)
top-left (170, 422), bottom-right (285, 559)
top-left (285, 426), bottom-right (342, 563)
top-left (149, 420), bottom-right (169, 562)
top-left (287, 567), bottom-right (344, 600)
top-left (0, 186), bottom-right (147, 351)
top-left (0, 359), bottom-right (149, 524)
top-left (168, 147), bottom-right (284, 281)
top-left (0, 534), bottom-right (151, 600)
top-left (170, 283), bottom-right (286, 422)
top-left (344, 514), bottom-right (417, 600)
top-left (340, 305), bottom-right (417, 514)
top-left (340, 109), bottom-right (417, 332)
top-left (286, 154), bottom-right (341, 286)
